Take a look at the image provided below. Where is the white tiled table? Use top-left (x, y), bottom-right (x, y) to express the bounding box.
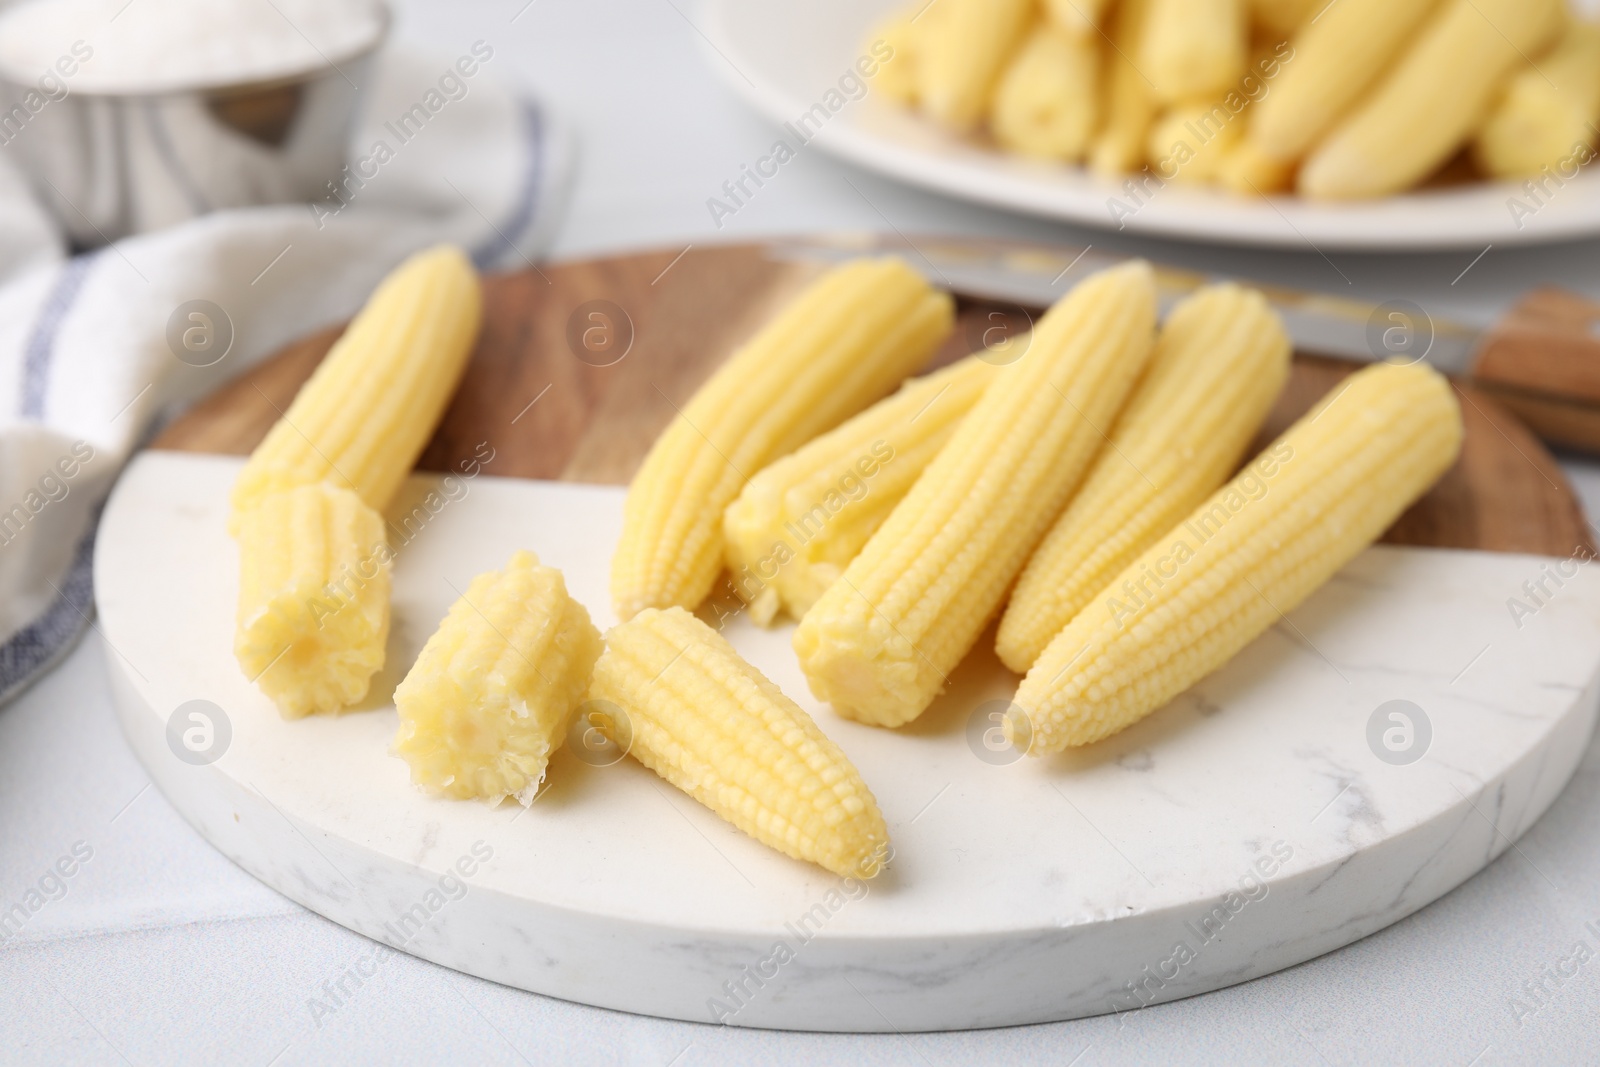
top-left (5, 2), bottom-right (1600, 1063)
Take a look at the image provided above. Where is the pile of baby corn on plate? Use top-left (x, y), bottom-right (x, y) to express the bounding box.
top-left (866, 0), bottom-right (1600, 198)
top-left (228, 244), bottom-right (1462, 880)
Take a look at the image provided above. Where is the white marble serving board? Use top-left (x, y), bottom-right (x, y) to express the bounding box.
top-left (95, 451), bottom-right (1600, 1032)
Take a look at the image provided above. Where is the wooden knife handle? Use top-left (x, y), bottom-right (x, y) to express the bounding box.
top-left (1472, 287), bottom-right (1600, 454)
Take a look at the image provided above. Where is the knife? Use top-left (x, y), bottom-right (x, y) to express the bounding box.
top-left (770, 233), bottom-right (1600, 454)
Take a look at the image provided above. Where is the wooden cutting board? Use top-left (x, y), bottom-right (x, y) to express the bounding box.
top-left (152, 240), bottom-right (1593, 559)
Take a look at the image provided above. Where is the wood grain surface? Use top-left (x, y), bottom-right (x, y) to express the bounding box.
top-left (1473, 286), bottom-right (1600, 454)
top-left (152, 242), bottom-right (1595, 558)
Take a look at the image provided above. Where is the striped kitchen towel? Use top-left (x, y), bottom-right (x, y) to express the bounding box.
top-left (0, 44), bottom-right (571, 704)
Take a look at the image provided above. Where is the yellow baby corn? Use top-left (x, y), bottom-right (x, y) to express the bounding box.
top-left (1015, 361), bottom-right (1462, 752)
top-left (1247, 0), bottom-right (1319, 38)
top-left (990, 24), bottom-right (1101, 161)
top-left (230, 245), bottom-right (483, 528)
top-left (794, 260), bottom-right (1158, 729)
top-left (392, 551), bottom-right (602, 805)
top-left (611, 258), bottom-right (953, 621)
top-left (1146, 100), bottom-right (1245, 183)
top-left (1090, 0), bottom-right (1158, 176)
top-left (996, 284), bottom-right (1290, 673)
top-left (1139, 0), bottom-right (1247, 104)
top-left (1248, 0), bottom-right (1439, 164)
top-left (1474, 20), bottom-right (1600, 179)
top-left (724, 355), bottom-right (992, 627)
top-left (916, 0), bottom-right (1034, 131)
top-left (234, 483), bottom-right (390, 719)
top-left (1045, 0), bottom-right (1112, 39)
top-left (588, 607), bottom-right (889, 879)
top-left (1215, 139), bottom-right (1295, 195)
top-left (863, 7), bottom-right (923, 105)
top-left (1299, 0), bottom-right (1564, 200)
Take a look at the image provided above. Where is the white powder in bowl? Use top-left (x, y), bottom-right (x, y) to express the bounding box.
top-left (0, 0), bottom-right (387, 94)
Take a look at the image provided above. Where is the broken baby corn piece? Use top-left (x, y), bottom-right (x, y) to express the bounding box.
top-left (996, 284), bottom-right (1290, 673)
top-left (1014, 361), bottom-right (1463, 753)
top-left (916, 0), bottom-right (1034, 131)
top-left (589, 607), bottom-right (889, 879)
top-left (1139, 0), bottom-right (1247, 104)
top-left (1473, 20), bottom-right (1600, 180)
top-left (990, 24), bottom-right (1101, 161)
top-left (234, 483), bottom-right (390, 719)
top-left (1090, 0), bottom-right (1158, 176)
top-left (794, 260), bottom-right (1158, 729)
top-left (611, 257), bottom-right (953, 621)
top-left (392, 551), bottom-right (601, 805)
top-left (1298, 0), bottom-right (1565, 200)
top-left (724, 355), bottom-right (993, 626)
top-left (230, 245), bottom-right (483, 530)
top-left (1247, 0), bottom-right (1439, 165)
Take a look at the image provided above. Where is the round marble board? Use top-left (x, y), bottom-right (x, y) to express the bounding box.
top-left (97, 240), bottom-right (1600, 1032)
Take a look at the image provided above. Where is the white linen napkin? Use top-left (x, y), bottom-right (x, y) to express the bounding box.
top-left (0, 44), bottom-right (570, 703)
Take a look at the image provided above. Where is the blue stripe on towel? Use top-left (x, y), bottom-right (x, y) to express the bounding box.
top-left (5, 251), bottom-right (106, 702)
top-left (20, 252), bottom-right (101, 419)
top-left (0, 515), bottom-right (97, 703)
top-left (470, 98), bottom-right (546, 270)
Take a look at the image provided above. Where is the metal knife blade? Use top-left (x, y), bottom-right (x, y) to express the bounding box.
top-left (768, 233), bottom-right (1482, 376)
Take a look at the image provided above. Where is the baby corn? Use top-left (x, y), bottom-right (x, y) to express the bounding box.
top-left (234, 483), bottom-right (391, 719)
top-left (1248, 0), bottom-right (1439, 165)
top-left (230, 245), bottom-right (483, 528)
top-left (1216, 139), bottom-right (1295, 195)
top-left (1140, 0), bottom-right (1247, 104)
top-left (1474, 20), bottom-right (1600, 180)
top-left (916, 0), bottom-right (1034, 131)
top-left (1299, 0), bottom-right (1564, 200)
top-left (1146, 99), bottom-right (1246, 183)
top-left (392, 551), bottom-right (602, 805)
top-left (996, 284), bottom-right (1290, 673)
top-left (794, 261), bottom-right (1158, 729)
top-left (724, 355), bottom-right (992, 626)
top-left (1015, 361), bottom-right (1463, 752)
top-left (863, 7), bottom-right (923, 105)
top-left (1090, 0), bottom-right (1158, 176)
top-left (991, 24), bottom-right (1101, 161)
top-left (589, 607), bottom-right (890, 879)
top-left (611, 258), bottom-right (952, 621)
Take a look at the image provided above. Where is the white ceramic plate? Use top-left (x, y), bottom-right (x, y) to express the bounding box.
top-left (700, 0), bottom-right (1600, 250)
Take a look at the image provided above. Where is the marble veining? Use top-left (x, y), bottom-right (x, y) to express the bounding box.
top-left (93, 453), bottom-right (1600, 1032)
